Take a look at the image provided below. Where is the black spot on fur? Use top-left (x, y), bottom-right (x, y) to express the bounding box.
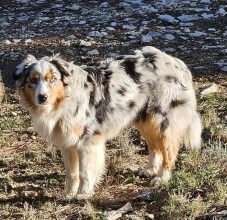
top-left (135, 101), bottom-right (149, 122)
top-left (74, 106), bottom-right (79, 115)
top-left (143, 52), bottom-right (157, 70)
top-left (120, 58), bottom-right (140, 83)
top-left (84, 83), bottom-right (88, 88)
top-left (170, 99), bottom-right (187, 108)
top-left (160, 117), bottom-right (169, 132)
top-left (80, 127), bottom-right (88, 139)
top-left (117, 86), bottom-right (127, 96)
top-left (86, 111), bottom-right (90, 117)
top-left (165, 75), bottom-right (177, 83)
top-left (51, 60), bottom-right (69, 86)
top-left (95, 70), bottom-right (112, 125)
top-left (85, 67), bottom-right (103, 85)
top-left (128, 101), bottom-right (136, 109)
top-left (175, 65), bottom-right (179, 69)
top-left (165, 62), bottom-right (170, 65)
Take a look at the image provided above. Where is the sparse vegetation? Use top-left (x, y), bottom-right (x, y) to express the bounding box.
top-left (0, 83), bottom-right (226, 219)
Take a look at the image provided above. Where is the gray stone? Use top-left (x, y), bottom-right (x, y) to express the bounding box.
top-left (163, 34), bottom-right (175, 41)
top-left (178, 14), bottom-right (201, 22)
top-left (158, 14), bottom-right (178, 24)
top-left (87, 49), bottom-right (99, 56)
top-left (66, 3), bottom-right (80, 11)
top-left (145, 213), bottom-right (155, 219)
top-left (221, 66), bottom-right (227, 72)
top-left (122, 25), bottom-right (136, 30)
top-left (1, 39), bottom-right (12, 45)
top-left (200, 83), bottom-right (219, 96)
top-left (87, 31), bottom-right (103, 38)
top-left (104, 202), bottom-right (133, 220)
top-left (189, 31), bottom-right (207, 37)
top-left (135, 191), bottom-right (153, 201)
top-left (80, 40), bottom-right (92, 47)
top-left (78, 20), bottom-right (86, 25)
top-left (106, 27), bottom-right (116, 31)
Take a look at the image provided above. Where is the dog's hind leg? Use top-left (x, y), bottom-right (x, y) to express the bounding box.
top-left (61, 147), bottom-right (79, 197)
top-left (77, 135), bottom-right (105, 199)
top-left (135, 115), bottom-right (180, 186)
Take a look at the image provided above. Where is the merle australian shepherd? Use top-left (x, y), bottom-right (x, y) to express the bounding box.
top-left (13, 46), bottom-right (202, 198)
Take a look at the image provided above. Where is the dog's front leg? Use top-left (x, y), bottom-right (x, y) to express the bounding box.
top-left (77, 135), bottom-right (105, 199)
top-left (61, 147), bottom-right (79, 197)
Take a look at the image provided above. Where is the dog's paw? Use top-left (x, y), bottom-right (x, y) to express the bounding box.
top-left (76, 193), bottom-right (92, 200)
top-left (65, 191), bottom-right (78, 200)
top-left (138, 168), bottom-right (157, 177)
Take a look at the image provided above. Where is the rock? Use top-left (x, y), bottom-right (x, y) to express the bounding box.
top-left (141, 32), bottom-right (161, 43)
top-left (135, 191), bottom-right (153, 201)
top-left (221, 66), bottom-right (227, 72)
top-left (87, 49), bottom-right (99, 56)
top-left (87, 31), bottom-right (103, 38)
top-left (158, 14), bottom-right (178, 24)
top-left (145, 213), bottom-right (155, 219)
top-left (122, 25), bottom-right (136, 30)
top-left (189, 31), bottom-right (207, 37)
top-left (1, 39), bottom-right (12, 45)
top-left (163, 34), bottom-right (175, 41)
top-left (78, 20), bottom-right (86, 25)
top-left (111, 22), bottom-right (117, 27)
top-left (80, 40), bottom-right (92, 47)
top-left (200, 83), bottom-right (219, 96)
top-left (13, 39), bottom-right (22, 43)
top-left (99, 2), bottom-right (109, 8)
top-left (104, 202), bottom-right (133, 220)
top-left (25, 39), bottom-right (33, 44)
top-left (177, 14), bottom-right (200, 22)
top-left (66, 3), bottom-right (80, 11)
top-left (106, 27), bottom-right (116, 31)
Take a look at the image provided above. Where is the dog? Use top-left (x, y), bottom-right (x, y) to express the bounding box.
top-left (13, 46), bottom-right (202, 198)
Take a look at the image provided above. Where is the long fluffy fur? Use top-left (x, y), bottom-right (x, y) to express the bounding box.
top-left (14, 46), bottom-right (202, 197)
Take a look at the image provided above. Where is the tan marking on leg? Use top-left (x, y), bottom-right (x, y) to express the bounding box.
top-left (135, 115), bottom-right (172, 180)
top-left (61, 147), bottom-right (79, 197)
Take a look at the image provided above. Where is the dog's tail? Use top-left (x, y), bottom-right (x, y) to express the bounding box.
top-left (183, 111), bottom-right (202, 149)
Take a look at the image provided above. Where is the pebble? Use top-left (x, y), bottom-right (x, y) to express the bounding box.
top-left (87, 31), bottom-right (103, 38)
top-left (164, 34), bottom-right (175, 41)
top-left (25, 39), bottom-right (33, 44)
top-left (158, 14), bottom-right (178, 24)
top-left (177, 14), bottom-right (201, 22)
top-left (200, 83), bottom-right (219, 96)
top-left (145, 213), bottom-right (155, 219)
top-left (80, 40), bottom-right (92, 47)
top-left (221, 66), bottom-right (227, 72)
top-left (87, 49), bottom-right (99, 56)
top-left (1, 39), bottom-right (12, 45)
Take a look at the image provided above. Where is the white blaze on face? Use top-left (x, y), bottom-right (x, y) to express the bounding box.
top-left (35, 78), bottom-right (49, 105)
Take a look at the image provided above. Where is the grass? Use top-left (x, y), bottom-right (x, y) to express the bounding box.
top-left (0, 84), bottom-right (226, 219)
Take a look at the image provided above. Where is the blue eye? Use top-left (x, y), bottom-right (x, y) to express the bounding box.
top-left (49, 77), bottom-right (57, 83)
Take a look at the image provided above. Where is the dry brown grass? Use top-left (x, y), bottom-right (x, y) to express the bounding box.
top-left (0, 81), bottom-right (226, 219)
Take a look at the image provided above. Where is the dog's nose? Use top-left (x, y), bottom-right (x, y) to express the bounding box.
top-left (38, 94), bottom-right (48, 103)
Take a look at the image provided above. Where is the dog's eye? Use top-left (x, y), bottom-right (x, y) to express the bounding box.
top-left (30, 78), bottom-right (38, 84)
top-left (49, 77), bottom-right (57, 83)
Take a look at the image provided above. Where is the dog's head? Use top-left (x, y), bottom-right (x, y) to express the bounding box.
top-left (13, 54), bottom-right (70, 109)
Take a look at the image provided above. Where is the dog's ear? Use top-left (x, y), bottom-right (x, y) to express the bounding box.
top-left (13, 54), bottom-right (37, 81)
top-left (50, 54), bottom-right (70, 77)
